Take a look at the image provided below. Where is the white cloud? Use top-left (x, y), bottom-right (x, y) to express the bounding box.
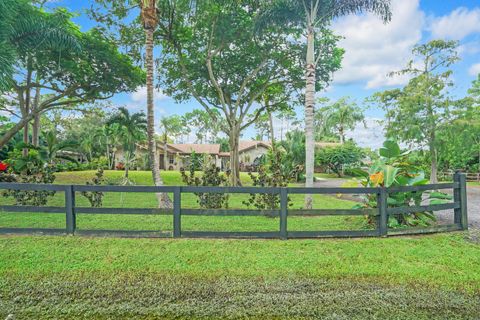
top-left (131, 86), bottom-right (168, 102)
top-left (429, 7), bottom-right (480, 40)
top-left (332, 0), bottom-right (424, 89)
top-left (345, 117), bottom-right (385, 150)
top-left (469, 63), bottom-right (480, 76)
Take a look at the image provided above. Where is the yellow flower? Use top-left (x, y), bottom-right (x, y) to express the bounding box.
top-left (370, 172), bottom-right (384, 186)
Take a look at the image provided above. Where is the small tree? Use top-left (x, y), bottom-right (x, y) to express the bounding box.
top-left (107, 107), bottom-right (147, 180)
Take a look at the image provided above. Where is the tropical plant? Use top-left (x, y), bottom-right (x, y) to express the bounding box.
top-left (352, 140), bottom-right (451, 228)
top-left (107, 107), bottom-right (147, 180)
top-left (316, 97), bottom-right (365, 143)
top-left (2, 147), bottom-right (57, 206)
top-left (258, 0), bottom-right (391, 209)
top-left (279, 130), bottom-right (305, 182)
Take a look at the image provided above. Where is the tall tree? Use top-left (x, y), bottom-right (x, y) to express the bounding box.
top-left (159, 0), bottom-right (341, 185)
top-left (91, 0), bottom-right (172, 206)
top-left (139, 0), bottom-right (172, 206)
top-left (259, 0), bottom-right (391, 208)
top-left (0, 11), bottom-right (144, 151)
top-left (373, 40), bottom-right (461, 183)
top-left (317, 97), bottom-right (364, 143)
top-left (183, 109), bottom-right (223, 144)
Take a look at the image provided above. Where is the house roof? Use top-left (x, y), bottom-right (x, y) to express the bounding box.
top-left (168, 143), bottom-right (221, 155)
top-left (218, 141), bottom-right (271, 157)
top-left (238, 140), bottom-right (271, 152)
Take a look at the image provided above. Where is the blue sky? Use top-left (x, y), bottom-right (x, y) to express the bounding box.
top-left (45, 0), bottom-right (480, 148)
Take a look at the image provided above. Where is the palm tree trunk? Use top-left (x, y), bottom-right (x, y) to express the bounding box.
top-left (145, 27), bottom-right (172, 208)
top-left (304, 27), bottom-right (316, 209)
top-left (339, 127), bottom-right (345, 144)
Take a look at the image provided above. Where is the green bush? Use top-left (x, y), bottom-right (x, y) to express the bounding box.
top-left (180, 160), bottom-right (229, 209)
top-left (244, 148), bottom-right (299, 211)
top-left (316, 142), bottom-right (364, 177)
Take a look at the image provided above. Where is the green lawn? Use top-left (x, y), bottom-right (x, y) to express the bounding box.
top-left (0, 170), bottom-right (479, 319)
top-left (0, 233), bottom-right (479, 319)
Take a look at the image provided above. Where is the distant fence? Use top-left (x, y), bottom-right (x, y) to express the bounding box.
top-left (0, 173), bottom-right (468, 239)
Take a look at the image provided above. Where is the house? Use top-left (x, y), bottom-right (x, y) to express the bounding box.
top-left (115, 141), bottom-right (271, 171)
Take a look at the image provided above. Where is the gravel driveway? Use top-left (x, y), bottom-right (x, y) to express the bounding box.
top-left (314, 177), bottom-right (479, 229)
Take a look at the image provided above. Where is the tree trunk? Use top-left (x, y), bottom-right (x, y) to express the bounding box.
top-left (430, 143), bottom-right (438, 184)
top-left (229, 126), bottom-right (241, 186)
top-left (0, 115), bottom-right (33, 148)
top-left (304, 27), bottom-right (316, 209)
top-left (32, 81), bottom-right (41, 147)
top-left (145, 27), bottom-right (172, 208)
top-left (32, 114), bottom-right (41, 147)
top-left (266, 98), bottom-right (275, 152)
top-left (339, 126), bottom-right (345, 144)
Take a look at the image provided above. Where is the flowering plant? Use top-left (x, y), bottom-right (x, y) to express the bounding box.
top-left (0, 162), bottom-right (8, 172)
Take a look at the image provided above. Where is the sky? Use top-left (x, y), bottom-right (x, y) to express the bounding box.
top-left (43, 0), bottom-right (480, 149)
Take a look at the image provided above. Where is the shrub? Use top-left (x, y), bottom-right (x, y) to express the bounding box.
top-left (180, 159), bottom-right (229, 209)
top-left (243, 148), bottom-right (299, 211)
top-left (80, 168), bottom-right (105, 207)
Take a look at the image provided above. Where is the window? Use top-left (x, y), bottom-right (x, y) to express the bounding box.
top-left (169, 155), bottom-right (175, 164)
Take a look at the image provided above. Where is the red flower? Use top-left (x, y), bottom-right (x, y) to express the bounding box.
top-left (0, 162), bottom-right (7, 172)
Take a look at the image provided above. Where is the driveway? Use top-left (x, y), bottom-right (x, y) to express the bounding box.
top-left (314, 177), bottom-right (479, 229)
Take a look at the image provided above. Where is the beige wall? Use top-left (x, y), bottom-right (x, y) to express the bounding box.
top-left (239, 146), bottom-right (269, 164)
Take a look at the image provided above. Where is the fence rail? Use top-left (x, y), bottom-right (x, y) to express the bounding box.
top-left (0, 173), bottom-right (468, 239)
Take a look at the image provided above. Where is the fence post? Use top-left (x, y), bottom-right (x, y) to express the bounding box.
top-left (377, 188), bottom-right (388, 237)
top-left (279, 188), bottom-right (288, 240)
top-left (65, 185), bottom-right (76, 235)
top-left (454, 172), bottom-right (468, 230)
top-left (173, 186), bottom-right (182, 238)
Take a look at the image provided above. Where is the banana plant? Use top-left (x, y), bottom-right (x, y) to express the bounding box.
top-left (353, 140), bottom-right (451, 227)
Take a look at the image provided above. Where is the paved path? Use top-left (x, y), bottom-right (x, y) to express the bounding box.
top-left (314, 178), bottom-right (479, 229)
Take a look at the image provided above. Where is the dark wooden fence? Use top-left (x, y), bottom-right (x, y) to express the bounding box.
top-left (0, 173), bottom-right (468, 238)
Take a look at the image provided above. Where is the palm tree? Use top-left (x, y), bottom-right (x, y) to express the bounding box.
top-left (108, 107), bottom-right (147, 180)
top-left (318, 97), bottom-right (365, 143)
top-left (140, 0), bottom-right (172, 207)
top-left (259, 0), bottom-right (391, 209)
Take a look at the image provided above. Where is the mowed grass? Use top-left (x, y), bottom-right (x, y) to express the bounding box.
top-left (1, 170), bottom-right (480, 319)
top-left (0, 170), bottom-right (367, 232)
top-left (0, 233), bottom-right (479, 319)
